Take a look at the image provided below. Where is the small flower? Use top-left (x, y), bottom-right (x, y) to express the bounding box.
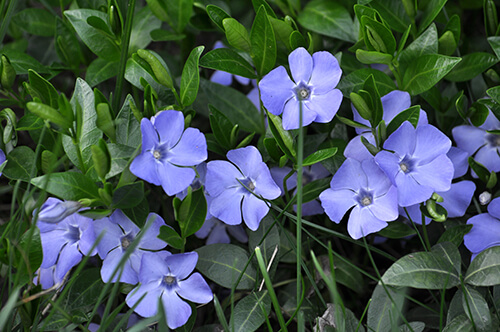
top-left (195, 217), bottom-right (248, 244)
top-left (205, 146), bottom-right (281, 231)
top-left (374, 121), bottom-right (454, 207)
top-left (94, 210), bottom-right (167, 284)
top-left (130, 110), bottom-right (207, 196)
top-left (33, 265), bottom-right (61, 290)
top-left (319, 158), bottom-right (398, 239)
top-left (210, 41), bottom-right (251, 86)
top-left (464, 197), bottom-right (500, 260)
top-left (125, 252), bottom-right (213, 329)
top-left (38, 212), bottom-right (96, 283)
top-left (35, 197), bottom-right (82, 224)
top-left (259, 47), bottom-right (343, 130)
top-left (452, 110), bottom-right (500, 176)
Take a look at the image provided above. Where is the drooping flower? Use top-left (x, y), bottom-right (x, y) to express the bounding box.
top-left (37, 212), bottom-right (97, 284)
top-left (130, 110), bottom-right (207, 196)
top-left (374, 121), bottom-right (454, 207)
top-left (33, 265), bottom-right (61, 290)
top-left (464, 197), bottom-right (500, 260)
top-left (205, 146), bottom-right (281, 231)
top-left (344, 90), bottom-right (428, 161)
top-left (34, 197), bottom-right (82, 224)
top-left (452, 110), bottom-right (500, 176)
top-left (93, 210), bottom-right (168, 284)
top-left (259, 47), bottom-right (343, 130)
top-left (195, 217), bottom-right (248, 244)
top-left (125, 251), bottom-right (213, 329)
top-left (319, 158), bottom-right (398, 239)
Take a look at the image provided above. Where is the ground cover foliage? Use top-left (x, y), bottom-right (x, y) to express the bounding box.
top-left (2, 0), bottom-right (500, 331)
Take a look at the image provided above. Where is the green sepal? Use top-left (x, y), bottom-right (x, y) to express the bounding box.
top-left (422, 199), bottom-right (447, 222)
top-left (468, 157), bottom-right (492, 184)
top-left (360, 136), bottom-right (379, 156)
top-left (350, 92), bottom-right (371, 121)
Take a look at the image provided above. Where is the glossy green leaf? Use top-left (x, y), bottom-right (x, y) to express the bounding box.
top-left (65, 9), bottom-right (120, 61)
top-left (361, 16), bottom-right (396, 54)
top-left (0, 49), bottom-right (48, 75)
top-left (298, 0), bottom-right (358, 43)
top-left (302, 148), bottom-right (337, 166)
top-left (462, 286), bottom-right (492, 331)
top-left (382, 250), bottom-right (460, 289)
top-left (377, 221), bottom-right (416, 239)
top-left (367, 284), bottom-right (407, 332)
top-left (177, 188), bottom-right (207, 238)
top-left (165, 0), bottom-right (194, 33)
top-left (465, 246), bottom-right (500, 286)
top-left (418, 0), bottom-right (448, 34)
top-left (399, 24), bottom-right (438, 69)
top-left (28, 70), bottom-right (59, 108)
top-left (386, 105), bottom-right (420, 136)
top-left (200, 48), bottom-right (257, 79)
top-left (206, 4), bottom-right (231, 31)
top-left (370, 0), bottom-right (411, 32)
top-left (111, 182), bottom-right (144, 209)
top-left (267, 112), bottom-right (296, 161)
top-left (86, 58), bottom-right (119, 87)
top-left (158, 226), bottom-right (184, 249)
top-left (443, 315), bottom-right (473, 332)
top-left (439, 30), bottom-right (458, 56)
top-left (196, 243), bottom-right (257, 290)
top-left (438, 224), bottom-right (473, 247)
top-left (402, 54), bottom-right (461, 95)
top-left (338, 68), bottom-right (396, 97)
top-left (14, 8), bottom-right (56, 37)
top-left (55, 17), bottom-right (82, 69)
top-left (487, 36), bottom-right (500, 58)
top-left (31, 172), bottom-right (100, 200)
top-left (129, 6), bottom-right (161, 53)
top-left (209, 104), bottom-right (233, 148)
top-left (356, 49), bottom-right (393, 65)
top-left (445, 52), bottom-right (498, 82)
top-left (250, 6), bottom-right (276, 76)
top-left (3, 146), bottom-right (36, 182)
top-left (223, 18), bottom-right (251, 52)
top-left (150, 29), bottom-right (185, 41)
top-left (230, 291), bottom-right (271, 332)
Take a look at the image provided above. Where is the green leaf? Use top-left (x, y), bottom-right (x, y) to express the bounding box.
top-left (248, 215), bottom-right (279, 272)
top-left (335, 258), bottom-right (365, 293)
top-left (0, 288), bottom-right (20, 332)
top-left (432, 242), bottom-right (461, 275)
top-left (356, 49), bottom-right (393, 65)
top-left (298, 0), bottom-right (358, 43)
top-left (367, 284), bottom-right (407, 332)
top-left (294, 177), bottom-right (331, 205)
top-left (85, 58), bottom-right (119, 87)
top-left (209, 104), bottom-right (233, 148)
top-left (165, 0), bottom-right (194, 33)
top-left (195, 243), bottom-right (257, 290)
top-left (195, 78), bottom-right (262, 133)
top-left (402, 54), bottom-right (461, 95)
top-left (487, 36), bottom-right (500, 59)
top-left (370, 0), bottom-right (411, 32)
top-left (180, 45), bottom-right (204, 107)
top-left (31, 172), bottom-right (100, 200)
top-left (115, 96), bottom-right (141, 148)
top-left (3, 146), bottom-right (35, 182)
top-left (267, 112), bottom-right (296, 161)
top-left (252, 0), bottom-right (276, 18)
top-left (0, 50), bottom-right (48, 75)
top-left (17, 228), bottom-right (43, 277)
top-left (26, 102), bottom-right (72, 130)
top-left (302, 148), bottom-right (337, 166)
top-left (200, 48), bottom-right (257, 79)
top-left (386, 105), bottom-right (420, 136)
top-left (250, 6), bottom-right (276, 76)
top-left (62, 78), bottom-right (102, 170)
top-left (337, 68), bottom-right (396, 97)
top-left (399, 24), bottom-right (438, 70)
top-left (465, 246), bottom-right (500, 286)
top-left (65, 9), bottom-right (120, 61)
top-left (438, 224), bottom-right (473, 247)
top-left (445, 52), bottom-right (498, 82)
top-left (361, 16), bottom-right (396, 54)
top-left (418, 0), bottom-right (448, 34)
top-left (223, 18), bottom-right (251, 52)
top-left (112, 182), bottom-right (144, 209)
top-left (377, 221), bottom-right (416, 239)
top-left (382, 250), bottom-right (460, 289)
top-left (269, 16), bottom-right (294, 51)
top-left (177, 188), bottom-right (207, 238)
top-left (206, 4), bottom-right (231, 31)
top-left (462, 286), bottom-right (492, 332)
top-left (55, 18), bottom-right (83, 69)
top-left (129, 6), bottom-right (161, 53)
top-left (230, 291), bottom-right (271, 332)
top-left (137, 49), bottom-right (174, 89)
top-left (150, 29), bottom-right (185, 41)
top-left (443, 315), bottom-right (473, 332)
top-left (28, 70), bottom-right (59, 108)
top-left (13, 8), bottom-right (56, 37)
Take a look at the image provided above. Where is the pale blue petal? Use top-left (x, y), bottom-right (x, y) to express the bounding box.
top-left (177, 272), bottom-right (213, 303)
top-left (330, 158), bottom-right (367, 191)
top-left (475, 145), bottom-right (500, 173)
top-left (348, 206), bottom-right (388, 240)
top-left (369, 186), bottom-right (398, 221)
top-left (165, 252), bottom-right (198, 280)
top-left (344, 134), bottom-right (376, 161)
top-left (139, 252), bottom-right (169, 284)
top-left (374, 150), bottom-right (403, 186)
top-left (140, 213), bottom-right (168, 250)
top-left (205, 160), bottom-right (242, 197)
top-left (259, 66), bottom-right (295, 115)
top-left (139, 118), bottom-right (159, 153)
top-left (270, 167), bottom-right (297, 194)
top-left (169, 128), bottom-right (207, 166)
top-left (411, 155), bottom-right (454, 192)
top-left (383, 121), bottom-right (416, 156)
top-left (227, 146), bottom-right (263, 179)
top-left (320, 188), bottom-right (357, 223)
top-left (254, 164), bottom-right (281, 199)
top-left (395, 172), bottom-right (433, 207)
top-left (94, 217), bottom-right (122, 259)
top-left (206, 223), bottom-right (230, 244)
top-left (55, 243), bottom-right (82, 280)
top-left (155, 110), bottom-right (185, 148)
top-left (289, 47), bottom-right (313, 83)
top-left (210, 187), bottom-right (244, 225)
top-left (306, 89), bottom-right (342, 123)
top-left (439, 181), bottom-right (476, 218)
top-left (211, 70), bottom-right (233, 86)
top-left (40, 230), bottom-right (67, 268)
top-left (281, 98), bottom-right (316, 130)
top-left (381, 90), bottom-right (411, 123)
top-left (242, 194), bottom-right (269, 231)
top-left (130, 152), bottom-right (161, 186)
top-left (309, 51), bottom-right (342, 94)
top-left (126, 282), bottom-right (163, 317)
top-left (162, 291), bottom-right (192, 329)
top-left (413, 124), bottom-right (451, 164)
top-left (452, 125), bottom-right (486, 155)
top-left (465, 213), bottom-right (500, 255)
top-left (157, 162), bottom-right (195, 196)
top-left (362, 159), bottom-right (391, 195)
top-left (488, 197), bottom-right (500, 219)
top-left (479, 110), bottom-right (500, 130)
top-left (448, 146), bottom-right (469, 178)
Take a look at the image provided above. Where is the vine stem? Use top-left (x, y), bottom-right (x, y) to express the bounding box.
top-left (112, 0), bottom-right (137, 114)
top-left (296, 99), bottom-right (304, 309)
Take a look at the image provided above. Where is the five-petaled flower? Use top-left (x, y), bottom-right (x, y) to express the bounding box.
top-left (205, 146), bottom-right (281, 231)
top-left (319, 158), bottom-right (398, 239)
top-left (130, 110), bottom-right (207, 196)
top-left (125, 251), bottom-right (213, 329)
top-left (464, 197), bottom-right (500, 260)
top-left (374, 121), bottom-right (454, 207)
top-left (259, 47), bottom-right (343, 130)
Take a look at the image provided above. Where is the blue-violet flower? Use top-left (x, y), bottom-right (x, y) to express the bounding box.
top-left (464, 197), bottom-right (500, 260)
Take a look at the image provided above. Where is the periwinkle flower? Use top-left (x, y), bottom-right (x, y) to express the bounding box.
top-left (34, 265), bottom-right (61, 290)
top-left (452, 110), bottom-right (500, 176)
top-left (35, 197), bottom-right (82, 224)
top-left (0, 148), bottom-right (6, 176)
top-left (125, 251), bottom-right (213, 329)
top-left (259, 47), bottom-right (342, 130)
top-left (319, 158), bottom-right (398, 239)
top-left (94, 210), bottom-right (167, 284)
top-left (374, 121), bottom-right (454, 207)
top-left (205, 146), bottom-right (281, 231)
top-left (464, 197), bottom-right (500, 260)
top-left (130, 110), bottom-right (207, 196)
top-left (38, 212), bottom-right (96, 283)
top-left (344, 90), bottom-right (428, 161)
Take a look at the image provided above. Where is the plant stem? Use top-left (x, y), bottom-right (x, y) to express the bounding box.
top-left (296, 99), bottom-right (304, 310)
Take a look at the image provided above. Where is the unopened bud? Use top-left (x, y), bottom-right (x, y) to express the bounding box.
top-left (1, 55), bottom-right (16, 90)
top-left (479, 191), bottom-right (492, 205)
top-left (35, 197), bottom-right (82, 223)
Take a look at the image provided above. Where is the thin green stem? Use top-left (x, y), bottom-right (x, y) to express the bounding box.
top-left (112, 0), bottom-right (137, 114)
top-left (0, 0), bottom-right (16, 47)
top-left (296, 100), bottom-right (304, 309)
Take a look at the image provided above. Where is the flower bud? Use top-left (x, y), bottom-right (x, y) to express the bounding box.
top-left (479, 191), bottom-right (492, 205)
top-left (36, 197), bottom-right (82, 223)
top-left (1, 55), bottom-right (16, 90)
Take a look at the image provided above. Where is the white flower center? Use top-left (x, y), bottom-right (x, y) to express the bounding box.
top-left (153, 150), bottom-right (162, 159)
top-left (400, 162), bottom-right (409, 173)
top-left (298, 88), bottom-right (309, 99)
top-left (361, 196), bottom-right (372, 206)
top-left (164, 275), bottom-right (176, 285)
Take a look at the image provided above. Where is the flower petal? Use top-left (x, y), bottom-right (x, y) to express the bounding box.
top-left (475, 145), bottom-right (500, 173)
top-left (374, 150), bottom-right (402, 187)
top-left (165, 252), bottom-right (198, 280)
top-left (305, 89), bottom-right (342, 123)
top-left (395, 172), bottom-right (434, 207)
top-left (210, 70), bottom-right (233, 86)
top-left (206, 223), bottom-right (230, 244)
top-left (157, 162), bottom-right (196, 196)
top-left (169, 128), bottom-right (207, 166)
top-left (94, 218), bottom-right (122, 259)
top-left (411, 155), bottom-right (454, 192)
top-left (320, 188), bottom-right (357, 223)
top-left (130, 152), bottom-right (162, 186)
top-left (348, 205), bottom-right (388, 240)
top-left (139, 118), bottom-right (159, 153)
top-left (154, 110), bottom-right (185, 148)
top-left (210, 187), bottom-right (244, 225)
top-left (242, 194), bottom-right (269, 231)
top-left (101, 249), bottom-right (139, 284)
top-left (126, 282), bottom-right (163, 317)
top-left (40, 230), bottom-right (67, 267)
top-left (448, 146), bottom-right (469, 178)
top-left (140, 213), bottom-right (168, 250)
top-left (227, 146), bottom-right (263, 179)
top-left (177, 272), bottom-right (213, 304)
top-left (465, 213), bottom-right (500, 255)
top-left (381, 90), bottom-right (411, 123)
top-left (289, 47), bottom-right (313, 83)
top-left (309, 51), bottom-right (342, 94)
top-left (139, 252), bottom-right (169, 283)
top-left (452, 125), bottom-right (486, 155)
top-left (344, 134), bottom-right (376, 161)
top-left (281, 98), bottom-right (316, 130)
top-left (413, 124), bottom-right (451, 164)
top-left (488, 197), bottom-right (500, 219)
top-left (439, 181), bottom-right (476, 218)
top-left (383, 121), bottom-right (416, 156)
top-left (162, 291), bottom-right (192, 329)
top-left (362, 158), bottom-right (391, 195)
top-left (253, 164), bottom-right (281, 200)
top-left (55, 243), bottom-right (82, 280)
top-left (259, 66), bottom-right (295, 115)
top-left (205, 160), bottom-right (242, 197)
top-left (369, 186), bottom-right (398, 221)
top-left (330, 158), bottom-right (368, 191)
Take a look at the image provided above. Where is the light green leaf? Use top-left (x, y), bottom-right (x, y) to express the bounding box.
top-left (85, 58), bottom-right (119, 87)
top-left (443, 314), bottom-right (473, 332)
top-left (177, 188), bottom-right (207, 238)
top-left (200, 48), bottom-right (257, 79)
top-left (223, 18), bottom-right (251, 52)
top-left (31, 172), bottom-right (100, 200)
top-left (129, 6), bottom-right (161, 53)
top-left (399, 24), bottom-right (438, 69)
top-left (14, 8), bottom-right (56, 37)
top-left (445, 52), bottom-right (498, 82)
top-left (418, 0), bottom-right (448, 34)
top-left (370, 0), bottom-right (411, 33)
top-left (3, 146), bottom-right (35, 182)
top-left (367, 283), bottom-right (407, 332)
top-left (465, 246), bottom-right (500, 286)
top-left (250, 6), bottom-right (276, 76)
top-left (302, 148), bottom-right (337, 166)
top-left (180, 45), bottom-right (204, 107)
